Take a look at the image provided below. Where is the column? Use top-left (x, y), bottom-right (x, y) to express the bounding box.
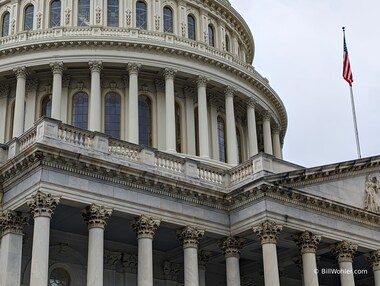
top-left (132, 215), bottom-right (161, 286)
top-left (0, 85), bottom-right (10, 143)
top-left (246, 98), bottom-right (258, 157)
top-left (164, 68), bottom-right (177, 152)
top-left (198, 250), bottom-right (211, 286)
top-left (127, 63), bottom-right (141, 144)
top-left (61, 75), bottom-right (71, 124)
top-left (155, 79), bottom-right (166, 150)
top-left (294, 231), bottom-right (321, 286)
top-left (177, 226), bottom-right (205, 286)
top-left (196, 76), bottom-right (209, 158)
top-left (333, 240), bottom-right (358, 286)
top-left (224, 86), bottom-right (238, 164)
top-left (13, 66), bottom-right (28, 138)
top-left (24, 80), bottom-right (38, 131)
top-left (184, 86), bottom-right (196, 155)
top-left (272, 124), bottom-right (282, 159)
top-left (208, 97), bottom-right (219, 160)
top-left (219, 236), bottom-right (245, 286)
top-left (27, 191), bottom-right (60, 286)
top-left (50, 61), bottom-right (64, 120)
top-left (262, 111), bottom-right (273, 155)
top-left (89, 61), bottom-right (103, 132)
top-left (82, 204), bottom-right (113, 286)
top-left (370, 250), bottom-right (380, 286)
top-left (252, 220), bottom-right (282, 286)
top-left (0, 210), bottom-right (28, 286)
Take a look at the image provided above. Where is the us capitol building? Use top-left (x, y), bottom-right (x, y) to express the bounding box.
top-left (0, 0), bottom-right (379, 286)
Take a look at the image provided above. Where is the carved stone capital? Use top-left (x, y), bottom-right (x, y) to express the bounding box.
top-left (333, 240), bottom-right (358, 263)
top-left (196, 76), bottom-right (209, 88)
top-left (183, 85), bottom-right (195, 98)
top-left (155, 79), bottom-right (165, 92)
top-left (163, 68), bottom-right (177, 80)
top-left (224, 86), bottom-right (235, 98)
top-left (271, 124), bottom-right (281, 134)
top-left (219, 236), bottom-right (245, 258)
top-left (252, 220), bottom-right (282, 245)
top-left (89, 61), bottom-right (103, 73)
top-left (122, 74), bottom-right (129, 88)
top-left (26, 79), bottom-right (39, 92)
top-left (294, 231), bottom-right (321, 254)
top-left (246, 98), bottom-right (257, 109)
top-left (261, 110), bottom-right (272, 121)
top-left (0, 84), bottom-right (10, 98)
top-left (369, 250), bottom-right (380, 271)
top-left (13, 66), bottom-right (28, 79)
top-left (0, 210), bottom-right (28, 236)
top-left (81, 204), bottom-right (113, 229)
top-left (27, 191), bottom-right (60, 218)
top-left (63, 75), bottom-right (71, 88)
top-left (50, 61), bottom-right (64, 74)
top-left (198, 250), bottom-right (211, 270)
top-left (127, 63), bottom-right (141, 75)
top-left (177, 226), bottom-right (205, 249)
top-left (132, 215), bottom-right (161, 239)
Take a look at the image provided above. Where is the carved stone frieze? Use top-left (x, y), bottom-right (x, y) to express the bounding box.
top-left (27, 191), bottom-right (60, 218)
top-left (132, 215), bottom-right (161, 239)
top-left (81, 204), bottom-right (113, 229)
top-left (252, 220), bottom-right (282, 245)
top-left (177, 225), bottom-right (205, 249)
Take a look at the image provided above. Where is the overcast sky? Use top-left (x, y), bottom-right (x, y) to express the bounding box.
top-left (229, 0), bottom-right (380, 168)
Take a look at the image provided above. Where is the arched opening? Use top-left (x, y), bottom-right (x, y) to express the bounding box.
top-left (49, 267), bottom-right (71, 286)
top-left (138, 95), bottom-right (152, 146)
top-left (105, 92), bottom-right (121, 139)
top-left (163, 6), bottom-right (173, 33)
top-left (50, 0), bottom-right (61, 27)
top-left (1, 12), bottom-right (10, 37)
top-left (136, 1), bottom-right (147, 30)
top-left (107, 0), bottom-right (119, 27)
top-left (72, 92), bottom-right (88, 129)
top-left (187, 14), bottom-right (196, 40)
top-left (78, 0), bottom-right (90, 26)
top-left (208, 24), bottom-right (215, 47)
top-left (24, 4), bottom-right (34, 31)
top-left (225, 34), bottom-right (230, 52)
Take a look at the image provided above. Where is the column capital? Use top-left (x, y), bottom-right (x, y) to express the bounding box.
top-left (294, 231), bottom-right (321, 254)
top-left (198, 250), bottom-right (211, 270)
top-left (196, 76), bottom-right (209, 88)
top-left (333, 240), bottom-right (358, 263)
top-left (224, 86), bottom-right (236, 98)
top-left (63, 75), bottom-right (71, 88)
top-left (0, 84), bottom-right (10, 98)
top-left (369, 250), bottom-right (380, 271)
top-left (0, 210), bottom-right (28, 236)
top-left (163, 68), bottom-right (177, 80)
top-left (50, 61), bottom-right (64, 74)
top-left (155, 78), bottom-right (165, 92)
top-left (132, 215), bottom-right (161, 239)
top-left (127, 63), bottom-right (142, 75)
top-left (27, 191), bottom-right (60, 218)
top-left (219, 236), bottom-right (245, 258)
top-left (261, 110), bottom-right (272, 121)
top-left (246, 98), bottom-right (257, 109)
top-left (183, 85), bottom-right (195, 98)
top-left (89, 60), bottom-right (103, 73)
top-left (81, 204), bottom-right (113, 229)
top-left (177, 225), bottom-right (205, 249)
top-left (272, 123), bottom-right (281, 134)
top-left (252, 220), bottom-right (283, 245)
top-left (13, 66), bottom-right (29, 79)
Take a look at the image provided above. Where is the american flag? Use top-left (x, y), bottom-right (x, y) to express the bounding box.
top-left (342, 29), bottom-right (353, 86)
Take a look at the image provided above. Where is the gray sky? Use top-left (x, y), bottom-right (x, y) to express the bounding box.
top-left (229, 0), bottom-right (380, 167)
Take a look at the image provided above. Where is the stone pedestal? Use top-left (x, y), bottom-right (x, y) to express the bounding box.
top-left (333, 240), bottom-right (358, 286)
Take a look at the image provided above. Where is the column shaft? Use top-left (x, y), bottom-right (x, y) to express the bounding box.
top-left (87, 228), bottom-right (104, 286)
top-left (226, 256), bottom-right (241, 286)
top-left (375, 271), bottom-right (380, 286)
top-left (198, 269), bottom-right (206, 286)
top-left (225, 88), bottom-right (238, 164)
top-left (128, 64), bottom-right (140, 144)
top-left (51, 62), bottom-right (63, 120)
top-left (262, 243), bottom-right (280, 286)
top-left (0, 233), bottom-right (23, 286)
top-left (184, 247), bottom-right (199, 286)
top-left (89, 61), bottom-right (102, 132)
top-left (302, 252), bottom-right (318, 286)
top-left (164, 69), bottom-right (176, 152)
top-left (339, 261), bottom-right (355, 286)
top-left (184, 91), bottom-right (196, 155)
top-left (197, 78), bottom-right (209, 158)
top-left (272, 128), bottom-right (282, 159)
top-left (247, 103), bottom-right (258, 157)
top-left (13, 70), bottom-right (27, 138)
top-left (138, 237), bottom-right (153, 286)
top-left (263, 113), bottom-right (273, 155)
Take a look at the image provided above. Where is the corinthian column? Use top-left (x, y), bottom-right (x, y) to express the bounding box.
top-left (333, 240), bottom-right (358, 286)
top-left (0, 210), bottom-right (28, 286)
top-left (27, 191), bottom-right (60, 286)
top-left (224, 86), bottom-right (238, 164)
top-left (196, 76), bottom-right (209, 158)
top-left (294, 231), bottom-right (321, 286)
top-left (50, 61), bottom-right (64, 120)
top-left (13, 66), bottom-right (28, 138)
top-left (127, 63), bottom-right (141, 144)
top-left (246, 98), bottom-right (258, 157)
top-left (177, 226), bottom-right (205, 286)
top-left (164, 68), bottom-right (177, 152)
top-left (198, 250), bottom-right (211, 286)
top-left (252, 220), bottom-right (282, 286)
top-left (89, 61), bottom-right (103, 132)
top-left (82, 204), bottom-right (113, 286)
top-left (219, 236), bottom-right (245, 286)
top-left (132, 215), bottom-right (161, 286)
top-left (262, 111), bottom-right (273, 155)
top-left (370, 250), bottom-right (380, 286)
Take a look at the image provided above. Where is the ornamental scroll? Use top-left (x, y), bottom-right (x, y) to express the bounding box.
top-left (364, 174), bottom-right (380, 213)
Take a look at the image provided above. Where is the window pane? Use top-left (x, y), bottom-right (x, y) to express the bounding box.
top-left (138, 95), bottom-right (151, 146)
top-left (2, 12), bottom-right (10, 37)
top-left (217, 116), bottom-right (226, 162)
top-left (187, 15), bottom-right (195, 40)
top-left (72, 92), bottom-right (88, 129)
top-left (78, 0), bottom-right (90, 26)
top-left (42, 95), bottom-right (52, 118)
top-left (208, 25), bottom-right (214, 47)
top-left (24, 5), bottom-right (34, 31)
top-left (105, 93), bottom-right (121, 139)
top-left (107, 0), bottom-right (119, 27)
top-left (50, 0), bottom-right (61, 27)
top-left (163, 7), bottom-right (173, 33)
top-left (136, 1), bottom-right (147, 30)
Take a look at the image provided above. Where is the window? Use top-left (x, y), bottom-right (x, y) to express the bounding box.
top-left (136, 1), bottom-right (147, 30)
top-left (41, 95), bottom-right (52, 117)
top-left (24, 5), bottom-right (34, 31)
top-left (217, 116), bottom-right (226, 162)
top-left (105, 92), bottom-right (121, 139)
top-left (50, 0), bottom-right (61, 27)
top-left (163, 6), bottom-right (173, 33)
top-left (225, 34), bottom-right (230, 52)
top-left (72, 92), bottom-right (88, 129)
top-left (208, 25), bottom-right (215, 47)
top-left (78, 0), bottom-right (90, 26)
top-left (49, 268), bottom-right (71, 286)
top-left (175, 102), bottom-right (181, 152)
top-left (187, 15), bottom-right (196, 40)
top-left (107, 0), bottom-right (119, 27)
top-left (2, 12), bottom-right (10, 37)
top-left (138, 95), bottom-right (152, 146)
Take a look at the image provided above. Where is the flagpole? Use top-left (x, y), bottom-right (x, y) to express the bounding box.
top-left (348, 85), bottom-right (362, 158)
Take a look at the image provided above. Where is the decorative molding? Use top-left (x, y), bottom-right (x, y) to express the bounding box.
top-left (364, 174), bottom-right (380, 213)
top-left (125, 9), bottom-right (132, 27)
top-left (122, 253), bottom-right (138, 273)
top-left (132, 215), bottom-right (161, 239)
top-left (81, 204), bottom-right (113, 229)
top-left (252, 220), bottom-right (282, 245)
top-left (65, 8), bottom-right (71, 25)
top-left (294, 231), bottom-right (321, 254)
top-left (27, 191), bottom-right (60, 218)
top-left (0, 210), bottom-right (28, 236)
top-left (155, 15), bottom-right (160, 31)
top-left (95, 7), bottom-right (102, 25)
top-left (333, 240), bottom-right (358, 263)
top-left (177, 225), bottom-right (205, 249)
top-left (219, 236), bottom-right (245, 258)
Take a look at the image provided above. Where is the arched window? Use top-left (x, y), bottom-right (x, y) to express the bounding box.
top-left (50, 0), bottom-right (61, 27)
top-left (136, 1), bottom-right (147, 30)
top-left (107, 0), bottom-right (119, 27)
top-left (163, 6), bottom-right (173, 33)
top-left (1, 12), bottom-right (10, 37)
top-left (208, 24), bottom-right (215, 47)
top-left (194, 106), bottom-right (199, 156)
top-left (41, 95), bottom-right (52, 118)
top-left (72, 92), bottom-right (88, 129)
top-left (225, 34), bottom-right (230, 52)
top-left (49, 267), bottom-right (71, 286)
top-left (78, 0), bottom-right (90, 26)
top-left (187, 14), bottom-right (196, 40)
top-left (217, 116), bottom-right (226, 162)
top-left (175, 102), bottom-right (181, 152)
top-left (138, 95), bottom-right (152, 146)
top-left (24, 5), bottom-right (34, 31)
top-left (105, 92), bottom-right (121, 139)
